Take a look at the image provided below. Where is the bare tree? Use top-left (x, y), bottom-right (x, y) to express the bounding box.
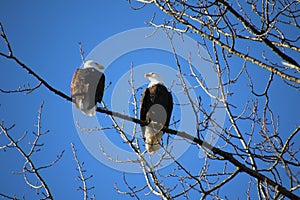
top-left (0, 102), bottom-right (64, 199)
top-left (1, 0), bottom-right (300, 198)
top-left (121, 0), bottom-right (300, 199)
top-left (131, 0), bottom-right (300, 84)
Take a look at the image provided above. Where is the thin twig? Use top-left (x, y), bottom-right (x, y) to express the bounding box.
top-left (71, 143), bottom-right (95, 200)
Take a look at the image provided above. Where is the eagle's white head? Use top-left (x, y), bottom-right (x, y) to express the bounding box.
top-left (83, 60), bottom-right (105, 71)
top-left (144, 72), bottom-right (165, 87)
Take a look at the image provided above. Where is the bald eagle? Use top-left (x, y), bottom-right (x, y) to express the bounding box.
top-left (140, 72), bottom-right (173, 154)
top-left (71, 60), bottom-right (105, 116)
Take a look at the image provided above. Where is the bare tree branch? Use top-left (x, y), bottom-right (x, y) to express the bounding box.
top-left (0, 82), bottom-right (42, 94)
top-left (1, 11), bottom-right (299, 199)
top-left (146, 0), bottom-right (300, 84)
top-left (71, 143), bottom-right (95, 200)
top-left (0, 102), bottom-right (65, 199)
top-left (6, 46), bottom-right (296, 198)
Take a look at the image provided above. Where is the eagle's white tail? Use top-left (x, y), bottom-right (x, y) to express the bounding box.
top-left (144, 125), bottom-right (163, 154)
top-left (75, 98), bottom-right (96, 117)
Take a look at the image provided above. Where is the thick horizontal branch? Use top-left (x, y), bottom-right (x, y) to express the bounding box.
top-left (1, 22), bottom-right (298, 199)
top-left (2, 55), bottom-right (297, 200)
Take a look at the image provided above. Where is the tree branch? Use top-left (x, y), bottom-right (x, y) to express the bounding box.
top-left (2, 49), bottom-right (298, 200)
top-left (0, 104), bottom-right (54, 199)
top-left (150, 0), bottom-right (300, 84)
top-left (218, 0), bottom-right (300, 70)
top-left (1, 21), bottom-right (298, 199)
top-left (71, 143), bottom-right (95, 200)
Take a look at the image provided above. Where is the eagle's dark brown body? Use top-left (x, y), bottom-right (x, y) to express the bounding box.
top-left (140, 83), bottom-right (173, 153)
top-left (71, 67), bottom-right (105, 116)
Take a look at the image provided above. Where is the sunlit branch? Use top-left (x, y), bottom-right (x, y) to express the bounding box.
top-left (149, 0), bottom-right (300, 84)
top-left (114, 173), bottom-right (146, 200)
top-left (218, 0), bottom-right (300, 70)
top-left (71, 143), bottom-right (95, 200)
top-left (0, 82), bottom-right (42, 94)
top-left (201, 169), bottom-right (240, 199)
top-left (101, 101), bottom-right (170, 199)
top-left (0, 103), bottom-right (56, 199)
top-left (78, 42), bottom-right (85, 65)
top-left (165, 31), bottom-right (201, 139)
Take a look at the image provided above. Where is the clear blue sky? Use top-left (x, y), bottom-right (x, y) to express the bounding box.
top-left (0, 1), bottom-right (299, 199)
